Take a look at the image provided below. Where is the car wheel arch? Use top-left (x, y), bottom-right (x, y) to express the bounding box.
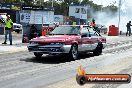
top-left (68, 43), bottom-right (79, 60)
top-left (93, 42), bottom-right (103, 56)
top-left (71, 41), bottom-right (78, 46)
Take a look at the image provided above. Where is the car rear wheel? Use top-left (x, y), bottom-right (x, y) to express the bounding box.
top-left (69, 44), bottom-right (78, 60)
top-left (93, 43), bottom-right (103, 56)
top-left (34, 52), bottom-right (43, 58)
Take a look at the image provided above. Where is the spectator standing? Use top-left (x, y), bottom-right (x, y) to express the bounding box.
top-left (2, 14), bottom-right (13, 45)
top-left (126, 21), bottom-right (132, 36)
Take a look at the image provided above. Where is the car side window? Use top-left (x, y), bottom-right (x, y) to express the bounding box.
top-left (90, 32), bottom-right (97, 36)
top-left (94, 32), bottom-right (101, 36)
top-left (81, 27), bottom-right (92, 37)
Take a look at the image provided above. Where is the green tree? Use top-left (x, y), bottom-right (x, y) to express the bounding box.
top-left (72, 0), bottom-right (80, 4)
top-left (3, 0), bottom-right (13, 3)
top-left (63, 0), bottom-right (80, 4)
top-left (60, 2), bottom-right (68, 15)
top-left (59, 0), bottom-right (79, 16)
top-left (2, 0), bottom-right (34, 5)
top-left (103, 5), bottom-right (118, 14)
top-left (43, 1), bottom-right (61, 15)
top-left (22, 0), bottom-right (34, 5)
top-left (2, 0), bottom-right (21, 3)
top-left (81, 0), bottom-right (94, 6)
top-left (54, 2), bottom-right (61, 15)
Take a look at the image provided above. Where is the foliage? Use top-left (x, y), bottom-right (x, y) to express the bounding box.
top-left (103, 5), bottom-right (118, 13)
top-left (64, 0), bottom-right (80, 5)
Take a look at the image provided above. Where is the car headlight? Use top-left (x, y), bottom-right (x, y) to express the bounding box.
top-left (30, 41), bottom-right (38, 44)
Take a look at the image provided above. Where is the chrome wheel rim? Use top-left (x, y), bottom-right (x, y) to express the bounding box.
top-left (72, 46), bottom-right (77, 59)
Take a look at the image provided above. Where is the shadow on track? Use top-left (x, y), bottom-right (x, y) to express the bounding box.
top-left (20, 53), bottom-right (95, 64)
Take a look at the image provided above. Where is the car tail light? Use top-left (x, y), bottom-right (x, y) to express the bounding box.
top-left (101, 38), bottom-right (106, 43)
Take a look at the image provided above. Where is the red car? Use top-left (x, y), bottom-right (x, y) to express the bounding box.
top-left (27, 25), bottom-right (106, 60)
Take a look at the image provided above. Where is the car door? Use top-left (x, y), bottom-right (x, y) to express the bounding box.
top-left (82, 33), bottom-right (92, 51)
top-left (89, 31), bottom-right (100, 50)
top-left (78, 30), bottom-right (93, 52)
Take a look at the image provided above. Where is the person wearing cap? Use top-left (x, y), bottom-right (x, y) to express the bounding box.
top-left (2, 15), bottom-right (13, 45)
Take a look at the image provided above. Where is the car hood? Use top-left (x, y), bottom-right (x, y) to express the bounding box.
top-left (30, 35), bottom-right (78, 43)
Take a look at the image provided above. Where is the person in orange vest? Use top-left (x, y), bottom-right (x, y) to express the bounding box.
top-left (90, 19), bottom-right (100, 33)
top-left (90, 19), bottom-right (96, 29)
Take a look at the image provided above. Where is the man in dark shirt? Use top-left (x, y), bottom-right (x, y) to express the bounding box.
top-left (126, 21), bottom-right (132, 36)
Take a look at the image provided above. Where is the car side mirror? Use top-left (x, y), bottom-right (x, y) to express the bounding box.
top-left (81, 34), bottom-right (87, 37)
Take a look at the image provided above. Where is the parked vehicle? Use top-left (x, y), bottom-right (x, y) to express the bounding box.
top-left (27, 25), bottom-right (106, 60)
top-left (13, 23), bottom-right (23, 33)
top-left (96, 24), bottom-right (107, 34)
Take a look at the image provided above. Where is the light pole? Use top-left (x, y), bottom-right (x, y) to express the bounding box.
top-left (118, 0), bottom-right (121, 30)
top-left (52, 0), bottom-right (54, 7)
top-left (100, 0), bottom-right (102, 12)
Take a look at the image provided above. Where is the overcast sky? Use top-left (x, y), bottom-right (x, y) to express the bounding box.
top-left (92, 0), bottom-right (132, 7)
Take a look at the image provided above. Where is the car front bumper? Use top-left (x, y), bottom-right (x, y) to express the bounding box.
top-left (27, 44), bottom-right (71, 54)
top-left (13, 28), bottom-right (22, 31)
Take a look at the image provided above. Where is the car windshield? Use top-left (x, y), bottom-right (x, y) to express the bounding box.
top-left (50, 26), bottom-right (80, 35)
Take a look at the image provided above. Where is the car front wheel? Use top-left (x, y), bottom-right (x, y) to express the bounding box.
top-left (34, 52), bottom-right (43, 58)
top-left (69, 44), bottom-right (78, 60)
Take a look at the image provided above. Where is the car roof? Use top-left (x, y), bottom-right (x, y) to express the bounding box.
top-left (13, 23), bottom-right (21, 25)
top-left (57, 25), bottom-right (94, 31)
top-left (58, 25), bottom-right (89, 27)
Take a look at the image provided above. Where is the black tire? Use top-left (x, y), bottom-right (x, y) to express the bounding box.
top-left (76, 75), bottom-right (86, 85)
top-left (69, 44), bottom-right (78, 60)
top-left (93, 43), bottom-right (103, 56)
top-left (22, 38), bottom-right (24, 43)
top-left (34, 52), bottom-right (43, 58)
